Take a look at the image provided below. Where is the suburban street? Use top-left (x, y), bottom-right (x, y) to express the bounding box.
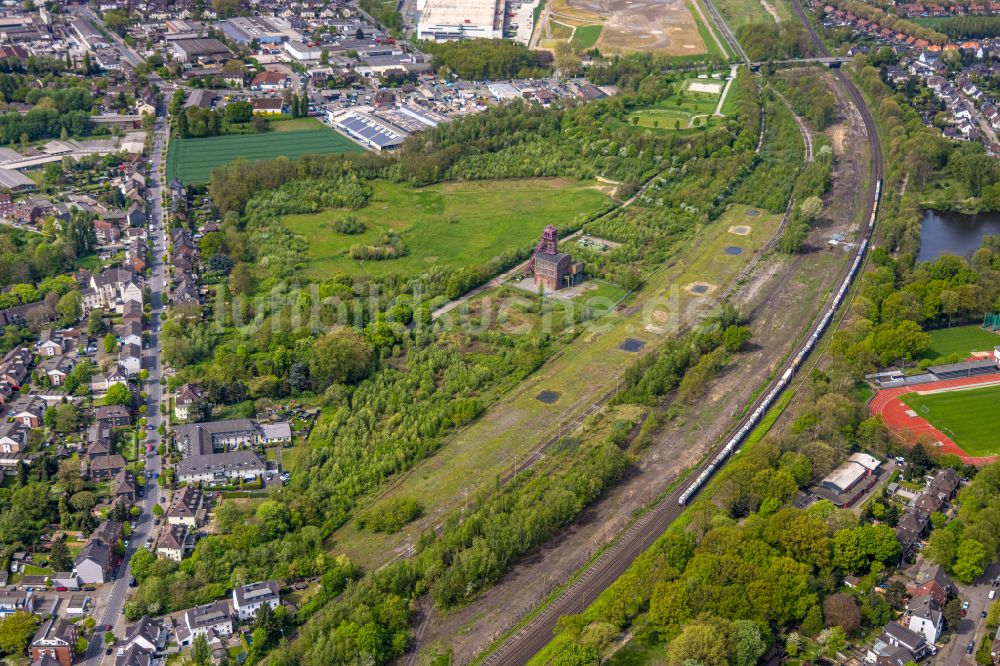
top-left (936, 562), bottom-right (999, 665)
top-left (79, 117), bottom-right (169, 666)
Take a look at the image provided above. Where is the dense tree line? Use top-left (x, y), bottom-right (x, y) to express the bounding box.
top-left (738, 22), bottom-right (813, 61)
top-left (420, 39), bottom-right (549, 80)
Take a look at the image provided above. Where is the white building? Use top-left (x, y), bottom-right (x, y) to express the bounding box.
top-left (232, 581), bottom-right (280, 621)
top-left (907, 594), bottom-right (943, 645)
top-left (416, 0), bottom-right (501, 41)
top-left (177, 602), bottom-right (233, 646)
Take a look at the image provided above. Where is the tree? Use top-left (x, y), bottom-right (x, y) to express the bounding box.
top-left (224, 101), bottom-right (253, 124)
top-left (55, 290), bottom-right (82, 326)
top-left (0, 611), bottom-right (40, 655)
top-left (130, 548), bottom-right (155, 582)
top-left (667, 618), bottom-right (732, 666)
top-left (103, 333), bottom-right (117, 354)
top-left (251, 115), bottom-right (268, 133)
top-left (723, 325), bottom-right (752, 352)
top-left (801, 604), bottom-right (824, 636)
top-left (309, 327), bottom-right (373, 387)
top-left (70, 491), bottom-right (97, 512)
top-left (191, 632), bottom-right (211, 665)
top-left (885, 581), bottom-right (908, 609)
top-left (800, 196), bottom-right (823, 221)
top-left (823, 592), bottom-right (861, 632)
top-left (53, 403), bottom-right (78, 433)
top-left (953, 538), bottom-right (990, 584)
top-left (944, 597), bottom-right (963, 629)
top-left (732, 620), bottom-right (768, 666)
top-left (105, 383), bottom-right (133, 407)
top-left (48, 535), bottom-right (72, 571)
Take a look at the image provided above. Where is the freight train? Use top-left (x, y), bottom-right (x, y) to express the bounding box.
top-left (678, 179), bottom-right (881, 506)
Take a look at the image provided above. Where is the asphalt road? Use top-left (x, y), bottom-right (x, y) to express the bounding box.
top-left (480, 9), bottom-right (885, 666)
top-left (938, 563), bottom-right (1000, 665)
top-left (80, 118), bottom-right (169, 666)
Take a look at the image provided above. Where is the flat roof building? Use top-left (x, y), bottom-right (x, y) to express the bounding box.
top-left (820, 453), bottom-right (882, 494)
top-left (417, 0), bottom-right (502, 41)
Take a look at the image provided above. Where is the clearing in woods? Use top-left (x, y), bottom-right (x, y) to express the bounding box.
top-left (541, 0), bottom-right (707, 54)
top-left (618, 77), bottom-right (725, 130)
top-left (281, 179), bottom-right (612, 278)
top-left (900, 384), bottom-right (1000, 458)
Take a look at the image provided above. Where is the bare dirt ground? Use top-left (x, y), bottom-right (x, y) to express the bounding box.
top-left (545, 0), bottom-right (707, 54)
top-left (410, 78), bottom-right (871, 666)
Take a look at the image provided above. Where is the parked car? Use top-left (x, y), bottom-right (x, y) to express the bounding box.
top-left (54, 586), bottom-right (67, 592)
top-left (967, 641), bottom-right (975, 655)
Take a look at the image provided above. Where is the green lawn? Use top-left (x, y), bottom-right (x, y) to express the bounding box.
top-left (901, 384), bottom-right (1000, 457)
top-left (166, 127), bottom-right (363, 185)
top-left (918, 325), bottom-right (1000, 361)
top-left (282, 178), bottom-right (612, 278)
top-left (621, 80), bottom-right (722, 131)
top-left (571, 24), bottom-right (603, 49)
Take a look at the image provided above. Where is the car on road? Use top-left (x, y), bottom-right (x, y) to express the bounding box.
top-left (159, 496), bottom-right (166, 503)
top-left (129, 577), bottom-right (137, 587)
top-left (963, 601), bottom-right (971, 610)
top-left (55, 586), bottom-right (67, 591)
top-left (147, 424), bottom-right (155, 430)
top-left (967, 641), bottom-right (975, 654)
top-left (106, 647), bottom-right (113, 655)
top-left (982, 609), bottom-right (987, 618)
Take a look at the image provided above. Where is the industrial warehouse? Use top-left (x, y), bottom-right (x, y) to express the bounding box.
top-left (416, 0), bottom-right (503, 41)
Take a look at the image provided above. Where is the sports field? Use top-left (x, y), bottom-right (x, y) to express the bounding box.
top-left (165, 126), bottom-right (363, 184)
top-left (282, 178), bottom-right (612, 278)
top-left (901, 384), bottom-right (1000, 457)
top-left (918, 325), bottom-right (1000, 361)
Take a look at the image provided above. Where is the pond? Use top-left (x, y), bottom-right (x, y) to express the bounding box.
top-left (918, 209), bottom-right (1000, 262)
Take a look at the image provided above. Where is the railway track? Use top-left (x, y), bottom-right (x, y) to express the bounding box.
top-left (477, 7), bottom-right (884, 666)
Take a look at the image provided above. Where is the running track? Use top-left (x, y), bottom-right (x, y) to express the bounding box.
top-left (869, 372), bottom-right (1000, 466)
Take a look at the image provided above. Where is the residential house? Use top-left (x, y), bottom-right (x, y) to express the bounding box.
top-left (9, 395), bottom-right (46, 428)
top-left (73, 520), bottom-right (122, 584)
top-left (116, 615), bottom-right (166, 665)
top-left (122, 301), bottom-right (143, 325)
top-left (251, 70), bottom-right (289, 90)
top-left (97, 365), bottom-right (130, 392)
top-left (895, 508), bottom-right (929, 555)
top-left (176, 601), bottom-right (233, 647)
top-left (37, 329), bottom-right (65, 356)
top-left (251, 98), bottom-right (284, 115)
top-left (929, 468), bottom-right (960, 500)
top-left (166, 485), bottom-right (204, 527)
top-left (907, 565), bottom-right (954, 608)
top-left (0, 422), bottom-right (28, 453)
top-left (90, 454), bottom-right (126, 479)
top-left (156, 523), bottom-right (192, 561)
top-left (39, 356), bottom-right (74, 386)
top-left (113, 469), bottom-right (137, 502)
top-left (907, 593), bottom-right (944, 644)
top-left (233, 581), bottom-right (280, 621)
top-left (866, 622), bottom-right (931, 664)
top-left (80, 267), bottom-right (143, 314)
top-left (96, 405), bottom-right (131, 428)
top-left (175, 450), bottom-right (266, 484)
top-left (118, 321), bottom-right (143, 348)
top-left (173, 384), bottom-right (202, 421)
top-left (29, 618), bottom-right (78, 666)
top-left (0, 345), bottom-right (33, 388)
top-left (118, 344), bottom-right (142, 376)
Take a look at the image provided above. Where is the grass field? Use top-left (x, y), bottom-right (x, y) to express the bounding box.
top-left (325, 203), bottom-right (781, 566)
top-left (282, 179), bottom-right (612, 278)
top-left (901, 384), bottom-right (1000, 457)
top-left (918, 325), bottom-right (1000, 360)
top-left (166, 126), bottom-right (363, 184)
top-left (711, 0), bottom-right (791, 29)
top-left (571, 24), bottom-right (603, 48)
top-left (623, 82), bottom-right (722, 130)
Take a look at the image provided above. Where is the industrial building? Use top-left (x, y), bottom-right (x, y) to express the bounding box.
top-left (819, 452), bottom-right (882, 494)
top-left (331, 110), bottom-right (407, 151)
top-left (527, 225), bottom-right (583, 291)
top-left (171, 38), bottom-right (234, 64)
top-left (221, 16), bottom-right (301, 45)
top-left (416, 0), bottom-right (502, 41)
